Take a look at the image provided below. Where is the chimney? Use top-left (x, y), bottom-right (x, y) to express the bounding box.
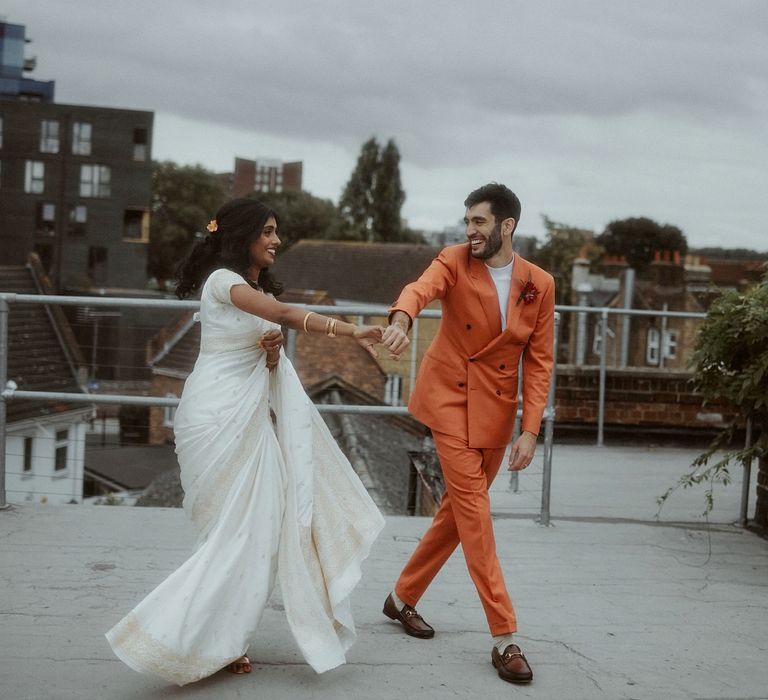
top-left (600, 254), bottom-right (628, 279)
top-left (649, 249), bottom-right (684, 287)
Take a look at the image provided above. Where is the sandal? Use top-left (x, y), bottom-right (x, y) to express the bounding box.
top-left (226, 655), bottom-right (252, 674)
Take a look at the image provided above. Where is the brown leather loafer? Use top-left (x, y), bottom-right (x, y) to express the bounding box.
top-left (382, 593), bottom-right (435, 639)
top-left (491, 644), bottom-right (533, 684)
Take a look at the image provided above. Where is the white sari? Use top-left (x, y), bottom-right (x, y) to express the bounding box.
top-left (106, 269), bottom-right (385, 686)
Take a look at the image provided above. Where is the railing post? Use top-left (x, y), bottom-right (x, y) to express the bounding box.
top-left (539, 311), bottom-right (560, 527)
top-left (0, 297), bottom-right (10, 509)
top-left (740, 416), bottom-right (754, 528)
top-left (286, 328), bottom-right (297, 363)
top-left (597, 309), bottom-right (608, 447)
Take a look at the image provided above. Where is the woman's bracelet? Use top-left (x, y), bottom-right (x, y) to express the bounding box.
top-left (303, 311), bottom-right (315, 334)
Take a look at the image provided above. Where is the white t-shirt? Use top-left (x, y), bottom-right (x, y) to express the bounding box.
top-left (486, 257), bottom-right (515, 330)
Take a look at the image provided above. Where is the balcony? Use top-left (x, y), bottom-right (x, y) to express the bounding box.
top-left (2, 443), bottom-right (766, 699)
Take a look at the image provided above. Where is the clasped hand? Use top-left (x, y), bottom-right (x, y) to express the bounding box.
top-left (259, 329), bottom-right (284, 370)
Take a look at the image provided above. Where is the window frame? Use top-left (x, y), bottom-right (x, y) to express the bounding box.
top-left (23, 436), bottom-right (34, 475)
top-left (72, 121), bottom-right (92, 156)
top-left (79, 164), bottom-right (111, 198)
top-left (54, 428), bottom-right (69, 473)
top-left (24, 160), bottom-right (46, 194)
top-left (40, 119), bottom-right (60, 154)
top-left (68, 204), bottom-right (87, 236)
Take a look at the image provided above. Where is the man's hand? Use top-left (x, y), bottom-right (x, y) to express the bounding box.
top-left (259, 329), bottom-right (284, 370)
top-left (381, 311), bottom-right (411, 359)
top-left (508, 431), bottom-right (537, 471)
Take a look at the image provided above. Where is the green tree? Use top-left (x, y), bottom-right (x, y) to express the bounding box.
top-left (340, 137), bottom-right (413, 242)
top-left (148, 161), bottom-right (225, 288)
top-left (691, 247), bottom-right (768, 261)
top-left (658, 269), bottom-right (768, 524)
top-left (597, 217), bottom-right (687, 275)
top-left (533, 216), bottom-right (601, 305)
top-left (372, 139), bottom-right (406, 242)
top-left (340, 137), bottom-right (380, 240)
top-left (250, 190), bottom-right (355, 248)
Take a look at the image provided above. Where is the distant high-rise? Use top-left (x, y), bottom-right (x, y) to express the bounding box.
top-left (222, 156), bottom-right (303, 198)
top-left (0, 20), bottom-right (55, 102)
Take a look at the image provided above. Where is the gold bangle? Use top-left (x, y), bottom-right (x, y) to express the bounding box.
top-left (303, 312), bottom-right (315, 334)
top-left (327, 318), bottom-right (337, 338)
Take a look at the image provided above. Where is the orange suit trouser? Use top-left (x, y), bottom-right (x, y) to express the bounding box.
top-left (394, 430), bottom-right (517, 635)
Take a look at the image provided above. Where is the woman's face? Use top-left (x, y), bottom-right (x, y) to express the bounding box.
top-left (249, 216), bottom-right (281, 268)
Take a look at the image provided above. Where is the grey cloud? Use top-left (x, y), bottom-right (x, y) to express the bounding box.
top-left (7, 0), bottom-right (767, 247)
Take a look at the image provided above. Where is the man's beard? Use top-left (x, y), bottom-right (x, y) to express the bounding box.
top-left (471, 222), bottom-right (503, 260)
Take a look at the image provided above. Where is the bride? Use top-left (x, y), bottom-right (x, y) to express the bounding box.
top-left (106, 198), bottom-right (386, 685)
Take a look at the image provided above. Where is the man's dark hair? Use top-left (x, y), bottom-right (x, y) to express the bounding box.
top-left (464, 183), bottom-right (521, 232)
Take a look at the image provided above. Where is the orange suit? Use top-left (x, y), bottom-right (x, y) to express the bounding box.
top-left (390, 243), bottom-right (555, 635)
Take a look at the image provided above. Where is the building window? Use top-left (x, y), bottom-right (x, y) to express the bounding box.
top-left (88, 246), bottom-right (108, 283)
top-left (40, 120), bottom-right (60, 154)
top-left (72, 121), bottom-right (92, 156)
top-left (384, 373), bottom-right (403, 406)
top-left (646, 328), bottom-right (660, 365)
top-left (69, 205), bottom-right (87, 236)
top-left (646, 328), bottom-right (678, 365)
top-left (23, 437), bottom-right (33, 473)
top-left (80, 164), bottom-right (111, 198)
top-left (55, 429), bottom-right (69, 471)
top-left (36, 202), bottom-right (56, 237)
top-left (123, 209), bottom-right (149, 241)
top-left (163, 394), bottom-right (178, 428)
top-left (24, 160), bottom-right (45, 194)
top-left (132, 128), bottom-right (147, 161)
top-left (663, 330), bottom-right (678, 360)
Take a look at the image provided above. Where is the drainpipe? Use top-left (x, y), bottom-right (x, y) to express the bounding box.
top-left (575, 283), bottom-right (591, 366)
top-left (619, 268), bottom-right (635, 368)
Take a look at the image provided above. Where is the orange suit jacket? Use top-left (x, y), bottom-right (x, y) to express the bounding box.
top-left (390, 243), bottom-right (555, 449)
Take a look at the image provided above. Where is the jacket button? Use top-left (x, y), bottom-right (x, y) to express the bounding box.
top-left (496, 390), bottom-right (501, 396)
top-left (466, 323), bottom-right (472, 330)
top-left (469, 358), bottom-right (475, 363)
top-left (458, 382), bottom-right (465, 388)
top-left (499, 363), bottom-right (506, 370)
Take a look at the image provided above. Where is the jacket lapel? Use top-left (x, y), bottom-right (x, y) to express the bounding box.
top-left (467, 251), bottom-right (502, 338)
top-left (503, 255), bottom-right (530, 336)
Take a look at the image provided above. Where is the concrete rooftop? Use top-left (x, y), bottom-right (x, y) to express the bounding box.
top-left (2, 444), bottom-right (767, 700)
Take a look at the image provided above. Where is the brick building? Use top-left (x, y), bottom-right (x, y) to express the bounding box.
top-left (220, 157), bottom-right (303, 199)
top-left (0, 19), bottom-right (157, 384)
top-left (0, 20), bottom-right (153, 290)
top-left (0, 99), bottom-right (153, 290)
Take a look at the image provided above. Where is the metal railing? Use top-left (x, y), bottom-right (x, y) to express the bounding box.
top-left (0, 293), bottom-right (558, 523)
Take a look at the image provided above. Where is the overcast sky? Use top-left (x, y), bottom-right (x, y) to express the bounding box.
top-left (8, 1), bottom-right (768, 249)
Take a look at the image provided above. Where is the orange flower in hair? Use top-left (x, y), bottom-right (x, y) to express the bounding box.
top-left (206, 219), bottom-right (218, 233)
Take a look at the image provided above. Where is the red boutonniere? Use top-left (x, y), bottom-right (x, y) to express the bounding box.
top-left (516, 272), bottom-right (539, 306)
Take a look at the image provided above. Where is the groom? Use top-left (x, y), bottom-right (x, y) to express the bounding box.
top-left (380, 183), bottom-right (554, 685)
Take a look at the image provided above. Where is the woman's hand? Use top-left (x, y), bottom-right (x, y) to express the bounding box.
top-left (353, 325), bottom-right (385, 358)
top-left (259, 329), bottom-right (284, 370)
